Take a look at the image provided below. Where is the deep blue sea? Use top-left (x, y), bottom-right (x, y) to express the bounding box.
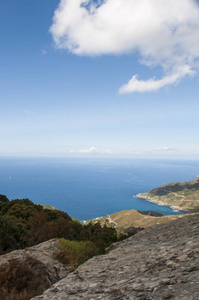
top-left (0, 158), bottom-right (198, 221)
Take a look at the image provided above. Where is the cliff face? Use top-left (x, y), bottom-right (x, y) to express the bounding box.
top-left (32, 214), bottom-right (199, 300)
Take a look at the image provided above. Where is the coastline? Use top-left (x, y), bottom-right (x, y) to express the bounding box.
top-left (136, 193), bottom-right (188, 213)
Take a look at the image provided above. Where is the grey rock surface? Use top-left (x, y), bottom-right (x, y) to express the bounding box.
top-left (32, 214), bottom-right (199, 300)
top-left (0, 239), bottom-right (69, 284)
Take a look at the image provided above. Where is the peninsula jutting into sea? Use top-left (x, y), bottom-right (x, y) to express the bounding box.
top-left (136, 177), bottom-right (199, 212)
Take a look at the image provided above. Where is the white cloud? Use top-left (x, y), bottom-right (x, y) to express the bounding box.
top-left (130, 147), bottom-right (177, 156)
top-left (79, 146), bottom-right (98, 153)
top-left (119, 65), bottom-right (195, 93)
top-left (154, 147), bottom-right (176, 153)
top-left (50, 0), bottom-right (199, 93)
top-left (71, 146), bottom-right (113, 154)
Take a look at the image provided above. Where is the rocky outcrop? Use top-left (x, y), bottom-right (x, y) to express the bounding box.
top-left (32, 214), bottom-right (199, 300)
top-left (0, 239), bottom-right (69, 285)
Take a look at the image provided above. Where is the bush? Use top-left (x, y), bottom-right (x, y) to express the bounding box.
top-left (54, 239), bottom-right (99, 269)
top-left (0, 194), bottom-right (9, 203)
top-left (0, 256), bottom-right (50, 300)
top-left (29, 211), bottom-right (71, 244)
top-left (0, 216), bottom-right (28, 252)
top-left (44, 209), bottom-right (71, 222)
top-left (6, 203), bottom-right (37, 223)
top-left (84, 222), bottom-right (118, 252)
top-left (0, 195), bottom-right (120, 255)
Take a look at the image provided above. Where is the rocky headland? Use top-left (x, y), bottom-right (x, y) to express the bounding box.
top-left (136, 177), bottom-right (199, 212)
top-left (31, 213), bottom-right (199, 300)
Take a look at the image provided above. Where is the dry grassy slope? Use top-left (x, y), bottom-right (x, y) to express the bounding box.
top-left (40, 204), bottom-right (57, 210)
top-left (136, 177), bottom-right (199, 211)
top-left (88, 209), bottom-right (191, 232)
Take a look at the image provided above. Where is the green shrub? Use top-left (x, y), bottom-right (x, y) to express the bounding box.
top-left (0, 216), bottom-right (28, 252)
top-left (6, 203), bottom-right (37, 223)
top-left (83, 222), bottom-right (118, 252)
top-left (0, 194), bottom-right (9, 203)
top-left (54, 239), bottom-right (99, 269)
top-left (44, 209), bottom-right (71, 222)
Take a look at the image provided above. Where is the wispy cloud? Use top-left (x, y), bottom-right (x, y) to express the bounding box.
top-left (119, 66), bottom-right (195, 94)
top-left (79, 146), bottom-right (98, 153)
top-left (153, 147), bottom-right (176, 153)
top-left (50, 0), bottom-right (199, 93)
top-left (131, 147), bottom-right (177, 155)
top-left (71, 146), bottom-right (113, 154)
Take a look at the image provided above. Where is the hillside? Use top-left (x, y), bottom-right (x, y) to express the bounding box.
top-left (32, 213), bottom-right (199, 300)
top-left (136, 177), bottom-right (199, 211)
top-left (1, 194), bottom-right (199, 299)
top-left (86, 209), bottom-right (189, 233)
top-left (0, 195), bottom-right (118, 299)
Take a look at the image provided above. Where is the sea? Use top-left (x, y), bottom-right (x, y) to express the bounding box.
top-left (0, 157), bottom-right (198, 221)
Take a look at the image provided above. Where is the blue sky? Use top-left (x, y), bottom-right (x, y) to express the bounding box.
top-left (1, 0), bottom-right (199, 159)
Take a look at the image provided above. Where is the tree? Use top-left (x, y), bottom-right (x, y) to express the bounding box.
top-left (29, 211), bottom-right (71, 244)
top-left (0, 216), bottom-right (28, 252)
top-left (0, 194), bottom-right (9, 203)
top-left (6, 203), bottom-right (37, 224)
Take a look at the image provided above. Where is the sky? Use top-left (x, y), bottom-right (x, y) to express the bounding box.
top-left (1, 0), bottom-right (199, 159)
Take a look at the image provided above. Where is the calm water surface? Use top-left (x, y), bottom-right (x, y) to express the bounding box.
top-left (0, 158), bottom-right (198, 221)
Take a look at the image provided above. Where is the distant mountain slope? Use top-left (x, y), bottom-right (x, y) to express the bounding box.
top-left (86, 209), bottom-right (190, 233)
top-left (136, 177), bottom-right (199, 211)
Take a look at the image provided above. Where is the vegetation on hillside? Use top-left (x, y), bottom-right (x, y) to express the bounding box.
top-left (0, 194), bottom-right (125, 299)
top-left (1, 192), bottom-right (195, 300)
top-left (0, 256), bottom-right (49, 300)
top-left (54, 239), bottom-right (99, 270)
top-left (0, 194), bottom-right (119, 255)
top-left (136, 177), bottom-right (199, 211)
top-left (87, 209), bottom-right (188, 232)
